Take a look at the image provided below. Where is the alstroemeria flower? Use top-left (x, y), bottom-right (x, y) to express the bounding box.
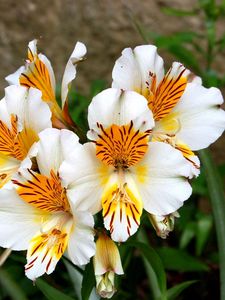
top-left (6, 39), bottom-right (86, 129)
top-left (0, 128), bottom-right (95, 280)
top-left (60, 88), bottom-right (192, 242)
top-left (93, 232), bottom-right (123, 299)
top-left (112, 45), bottom-right (225, 177)
top-left (0, 85), bottom-right (51, 188)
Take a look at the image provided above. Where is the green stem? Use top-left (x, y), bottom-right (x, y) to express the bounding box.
top-left (199, 149), bottom-right (225, 300)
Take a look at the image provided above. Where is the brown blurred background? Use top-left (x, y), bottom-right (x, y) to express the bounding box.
top-left (0, 0), bottom-right (224, 160)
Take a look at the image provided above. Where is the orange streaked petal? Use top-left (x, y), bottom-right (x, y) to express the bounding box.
top-left (148, 65), bottom-right (187, 121)
top-left (25, 227), bottom-right (69, 279)
top-left (102, 181), bottom-right (143, 242)
top-left (20, 57), bottom-right (55, 103)
top-left (13, 170), bottom-right (71, 213)
top-left (0, 115), bottom-right (38, 161)
top-left (95, 121), bottom-right (151, 169)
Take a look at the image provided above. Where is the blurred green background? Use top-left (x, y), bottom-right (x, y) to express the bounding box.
top-left (1, 0), bottom-right (225, 299)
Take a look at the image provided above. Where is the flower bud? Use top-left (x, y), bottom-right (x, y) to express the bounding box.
top-left (149, 211), bottom-right (179, 239)
top-left (93, 232), bottom-right (123, 298)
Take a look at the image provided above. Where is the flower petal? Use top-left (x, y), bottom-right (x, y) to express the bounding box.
top-left (102, 173), bottom-right (143, 242)
top-left (172, 83), bottom-right (225, 150)
top-left (4, 85), bottom-right (52, 134)
top-left (94, 233), bottom-right (123, 275)
top-left (0, 189), bottom-right (43, 250)
top-left (61, 41), bottom-right (87, 108)
top-left (67, 209), bottom-right (95, 266)
top-left (60, 142), bottom-right (105, 214)
top-left (87, 88), bottom-right (154, 140)
top-left (5, 66), bottom-right (25, 85)
top-left (112, 45), bottom-right (164, 97)
top-left (25, 216), bottom-right (72, 280)
top-left (19, 40), bottom-right (56, 103)
top-left (34, 128), bottom-right (80, 176)
top-left (132, 141), bottom-right (192, 215)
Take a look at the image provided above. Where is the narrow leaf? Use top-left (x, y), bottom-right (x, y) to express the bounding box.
top-left (36, 278), bottom-right (75, 300)
top-left (199, 149), bottom-right (225, 299)
top-left (196, 214), bottom-right (213, 256)
top-left (157, 247), bottom-right (209, 272)
top-left (167, 280), bottom-right (197, 300)
top-left (127, 240), bottom-right (167, 297)
top-left (81, 261), bottom-right (96, 300)
top-left (0, 268), bottom-right (28, 300)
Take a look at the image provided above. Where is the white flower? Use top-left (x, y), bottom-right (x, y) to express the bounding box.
top-left (0, 128), bottom-right (95, 280)
top-left (5, 39), bottom-right (86, 129)
top-left (112, 45), bottom-right (225, 177)
top-left (0, 85), bottom-right (51, 188)
top-left (60, 88), bottom-right (192, 242)
top-left (93, 232), bottom-right (123, 298)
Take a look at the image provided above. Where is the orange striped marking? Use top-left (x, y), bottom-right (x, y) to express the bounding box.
top-left (0, 114), bottom-right (38, 161)
top-left (148, 65), bottom-right (187, 121)
top-left (26, 228), bottom-right (68, 273)
top-left (20, 55), bottom-right (55, 103)
top-left (95, 121), bottom-right (151, 169)
top-left (14, 169), bottom-right (71, 213)
top-left (102, 182), bottom-right (142, 237)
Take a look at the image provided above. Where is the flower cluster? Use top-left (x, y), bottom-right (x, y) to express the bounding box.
top-left (0, 40), bottom-right (224, 298)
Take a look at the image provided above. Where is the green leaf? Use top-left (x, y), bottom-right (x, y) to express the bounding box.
top-left (196, 214), bottom-right (213, 256)
top-left (127, 240), bottom-right (167, 298)
top-left (199, 149), bottom-right (225, 299)
top-left (0, 268), bottom-right (28, 300)
top-left (81, 261), bottom-right (96, 300)
top-left (157, 247), bottom-right (209, 272)
top-left (36, 278), bottom-right (75, 300)
top-left (192, 170), bottom-right (208, 196)
top-left (90, 79), bottom-right (106, 97)
top-left (179, 222), bottom-right (196, 249)
top-left (167, 280), bottom-right (197, 300)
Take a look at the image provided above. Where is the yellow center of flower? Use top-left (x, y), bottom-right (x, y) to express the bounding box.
top-left (14, 169), bottom-right (71, 213)
top-left (95, 121), bottom-right (151, 170)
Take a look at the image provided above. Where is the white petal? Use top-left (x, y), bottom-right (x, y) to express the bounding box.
top-left (173, 83), bottom-right (225, 150)
top-left (0, 97), bottom-right (11, 130)
top-left (61, 42), bottom-right (87, 108)
top-left (35, 128), bottom-right (81, 176)
top-left (5, 66), bottom-right (25, 85)
top-left (60, 142), bottom-right (105, 214)
top-left (0, 189), bottom-right (42, 250)
top-left (67, 210), bottom-right (95, 266)
top-left (87, 88), bottom-right (154, 140)
top-left (112, 45), bottom-right (164, 94)
top-left (28, 39), bottom-right (38, 55)
top-left (4, 85), bottom-right (52, 133)
top-left (132, 142), bottom-right (192, 215)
